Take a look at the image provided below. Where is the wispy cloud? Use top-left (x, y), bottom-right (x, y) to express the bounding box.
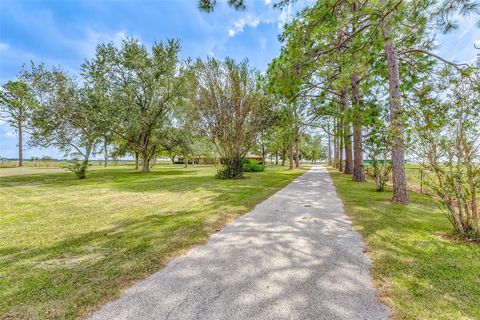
top-left (228, 15), bottom-right (260, 37)
top-left (0, 42), bottom-right (9, 52)
top-left (278, 3), bottom-right (292, 29)
top-left (76, 29), bottom-right (127, 58)
top-left (5, 130), bottom-right (16, 137)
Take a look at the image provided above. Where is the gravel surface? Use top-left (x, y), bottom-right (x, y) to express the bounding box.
top-left (88, 166), bottom-right (389, 320)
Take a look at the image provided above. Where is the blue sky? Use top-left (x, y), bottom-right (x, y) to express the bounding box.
top-left (0, 0), bottom-right (478, 159)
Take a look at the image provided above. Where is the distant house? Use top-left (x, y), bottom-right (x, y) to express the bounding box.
top-left (177, 156), bottom-right (218, 165)
top-left (244, 153), bottom-right (263, 163)
top-left (177, 153), bottom-right (263, 165)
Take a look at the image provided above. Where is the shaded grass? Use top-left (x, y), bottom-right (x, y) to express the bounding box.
top-left (0, 165), bottom-right (306, 319)
top-left (328, 168), bottom-right (480, 320)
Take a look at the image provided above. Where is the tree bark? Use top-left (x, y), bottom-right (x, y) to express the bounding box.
top-left (295, 135), bottom-right (300, 169)
top-left (18, 119), bottom-right (23, 167)
top-left (333, 117), bottom-right (339, 168)
top-left (141, 153), bottom-right (150, 172)
top-left (261, 145), bottom-right (266, 165)
top-left (341, 89), bottom-right (353, 174)
top-left (103, 136), bottom-right (108, 167)
top-left (288, 142), bottom-right (294, 170)
top-left (338, 115), bottom-right (344, 172)
top-left (134, 152), bottom-right (139, 170)
top-left (384, 23), bottom-right (409, 204)
top-left (351, 74), bottom-right (365, 181)
top-left (327, 120), bottom-right (332, 166)
top-left (151, 156), bottom-right (157, 168)
top-left (77, 144), bottom-right (92, 179)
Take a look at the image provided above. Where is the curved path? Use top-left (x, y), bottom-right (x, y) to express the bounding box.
top-left (89, 167), bottom-right (389, 320)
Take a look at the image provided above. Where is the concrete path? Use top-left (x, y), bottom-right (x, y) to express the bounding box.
top-left (88, 167), bottom-right (389, 320)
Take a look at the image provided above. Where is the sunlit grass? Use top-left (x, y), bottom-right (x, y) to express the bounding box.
top-left (0, 165), bottom-right (306, 319)
top-left (328, 168), bottom-right (480, 320)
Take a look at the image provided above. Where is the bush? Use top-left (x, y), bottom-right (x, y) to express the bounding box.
top-left (242, 159), bottom-right (265, 173)
top-left (216, 157), bottom-right (245, 179)
top-left (215, 166), bottom-right (246, 179)
top-left (215, 167), bottom-right (238, 179)
top-left (67, 159), bottom-right (89, 179)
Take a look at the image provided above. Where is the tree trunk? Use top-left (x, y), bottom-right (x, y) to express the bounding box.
top-left (338, 115), bottom-right (344, 172)
top-left (151, 156), bottom-right (157, 168)
top-left (141, 152), bottom-right (150, 173)
top-left (134, 152), bottom-right (139, 170)
top-left (327, 120), bottom-right (332, 166)
top-left (18, 120), bottom-right (23, 167)
top-left (333, 118), bottom-right (339, 168)
top-left (275, 151), bottom-right (279, 165)
top-left (77, 145), bottom-right (92, 179)
top-left (103, 137), bottom-right (108, 167)
top-left (288, 142), bottom-right (294, 170)
top-left (351, 74), bottom-right (365, 181)
top-left (384, 23), bottom-right (409, 204)
top-left (341, 89), bottom-right (353, 174)
top-left (295, 136), bottom-right (300, 169)
top-left (262, 146), bottom-right (266, 165)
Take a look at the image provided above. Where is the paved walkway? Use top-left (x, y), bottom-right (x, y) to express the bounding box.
top-left (89, 167), bottom-right (389, 320)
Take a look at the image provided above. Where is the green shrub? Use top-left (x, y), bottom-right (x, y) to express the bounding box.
top-left (215, 166), bottom-right (243, 179)
top-left (67, 159), bottom-right (89, 179)
top-left (243, 159), bottom-right (265, 173)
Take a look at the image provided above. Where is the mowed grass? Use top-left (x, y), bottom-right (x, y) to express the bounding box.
top-left (0, 165), bottom-right (306, 319)
top-left (328, 168), bottom-right (480, 320)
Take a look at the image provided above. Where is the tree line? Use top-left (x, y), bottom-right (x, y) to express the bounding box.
top-left (200, 0), bottom-right (480, 236)
top-left (0, 38), bottom-right (324, 179)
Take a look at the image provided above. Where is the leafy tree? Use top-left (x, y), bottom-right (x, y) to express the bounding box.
top-left (263, 0), bottom-right (476, 202)
top-left (83, 38), bottom-right (186, 172)
top-left (190, 57), bottom-right (272, 179)
top-left (409, 68), bottom-right (480, 236)
top-left (22, 64), bottom-right (102, 179)
top-left (300, 133), bottom-right (324, 164)
top-left (0, 80), bottom-right (33, 167)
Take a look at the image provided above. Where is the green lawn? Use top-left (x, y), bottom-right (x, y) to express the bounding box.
top-left (0, 165), bottom-right (306, 319)
top-left (328, 168), bottom-right (480, 320)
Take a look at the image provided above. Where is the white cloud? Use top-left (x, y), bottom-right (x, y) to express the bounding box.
top-left (278, 3), bottom-right (292, 29)
top-left (265, 0), bottom-right (272, 4)
top-left (228, 15), bottom-right (260, 37)
top-left (76, 29), bottom-right (127, 58)
top-left (0, 42), bottom-right (9, 52)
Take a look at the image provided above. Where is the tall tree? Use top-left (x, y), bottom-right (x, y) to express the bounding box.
top-left (0, 81), bottom-right (32, 167)
top-left (23, 64), bottom-right (102, 179)
top-left (191, 57), bottom-right (272, 179)
top-left (83, 38), bottom-right (186, 172)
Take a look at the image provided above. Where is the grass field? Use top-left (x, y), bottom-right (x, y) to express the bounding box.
top-left (0, 160), bottom-right (137, 168)
top-left (328, 168), bottom-right (480, 320)
top-left (0, 165), bottom-right (306, 319)
top-left (364, 163), bottom-right (436, 194)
